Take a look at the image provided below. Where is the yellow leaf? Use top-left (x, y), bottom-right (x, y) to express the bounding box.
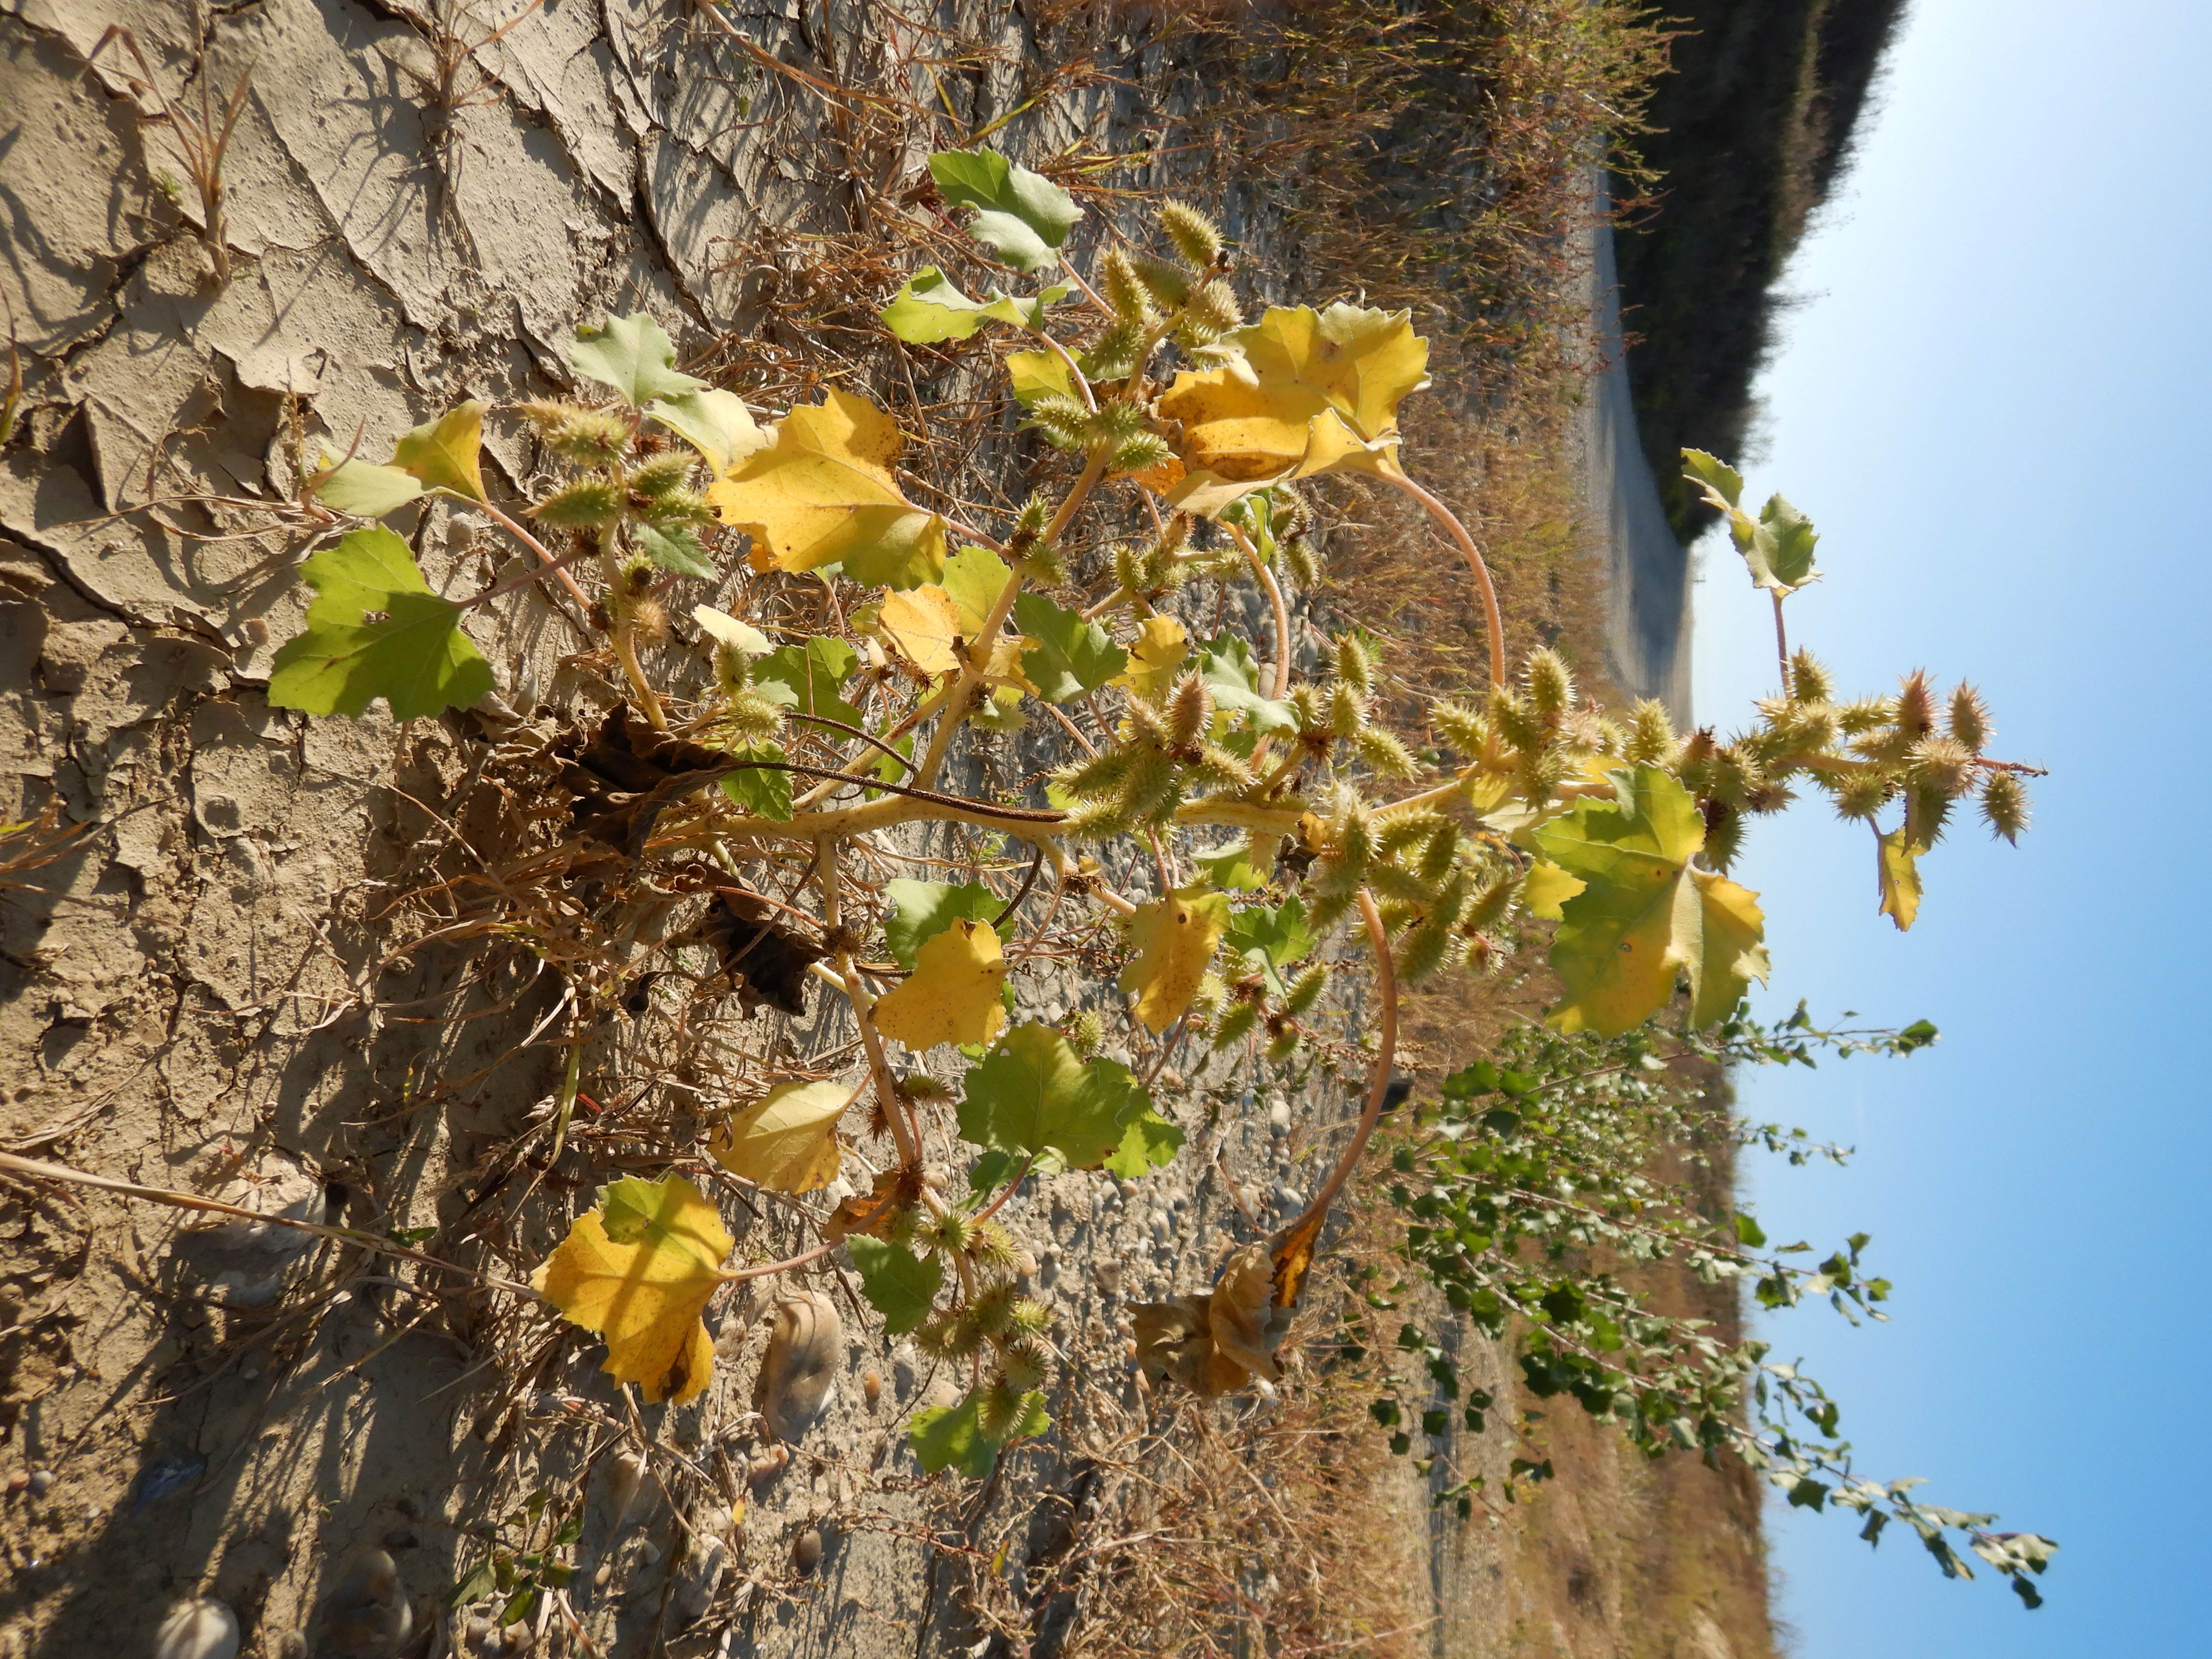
top-left (1111, 616), bottom-right (1189, 701)
top-left (1119, 884), bottom-right (1231, 1033)
top-left (531, 1174), bottom-right (733, 1405)
top-left (1005, 349), bottom-right (1074, 408)
top-left (873, 919), bottom-right (1009, 1050)
top-left (709, 1078), bottom-right (856, 1192)
top-left (707, 388), bottom-right (946, 589)
top-left (1521, 858), bottom-right (1586, 921)
top-left (1877, 825), bottom-right (1923, 931)
top-left (390, 401), bottom-right (489, 502)
top-left (1157, 304), bottom-right (1430, 516)
top-left (879, 585), bottom-right (963, 676)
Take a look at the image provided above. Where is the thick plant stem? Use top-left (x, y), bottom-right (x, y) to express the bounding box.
top-left (1386, 471), bottom-right (1506, 689)
top-left (911, 452), bottom-right (1106, 792)
top-left (817, 844), bottom-right (923, 1172)
top-left (1280, 887), bottom-right (1398, 1241)
top-left (1772, 589), bottom-right (1791, 693)
top-left (469, 496), bottom-right (595, 614)
top-left (601, 518), bottom-right (667, 731)
top-left (1225, 522), bottom-right (1293, 700)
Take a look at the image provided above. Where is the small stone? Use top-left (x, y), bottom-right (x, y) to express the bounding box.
top-left (862, 1369), bottom-right (883, 1407)
top-left (1267, 1098), bottom-right (1292, 1135)
top-left (793, 1526), bottom-right (823, 1575)
top-left (5, 1471), bottom-right (25, 1493)
top-left (499, 1620), bottom-right (534, 1653)
top-left (26, 1469), bottom-right (52, 1496)
top-left (154, 1598), bottom-right (240, 1659)
top-left (1115, 1178), bottom-right (1138, 1201)
top-left (592, 1563), bottom-right (612, 1590)
top-left (1273, 1183), bottom-right (1303, 1213)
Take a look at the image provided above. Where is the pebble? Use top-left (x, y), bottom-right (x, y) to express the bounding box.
top-left (26, 1469), bottom-right (52, 1497)
top-left (1115, 1178), bottom-right (1138, 1201)
top-left (862, 1369), bottom-right (883, 1407)
top-left (760, 1293), bottom-right (842, 1443)
top-left (793, 1526), bottom-right (823, 1575)
top-left (5, 1471), bottom-right (25, 1493)
top-left (1268, 1098), bottom-right (1292, 1135)
top-left (316, 1548), bottom-right (412, 1659)
top-left (155, 1598), bottom-right (239, 1659)
top-left (1273, 1184), bottom-right (1304, 1213)
top-left (1147, 1213), bottom-right (1171, 1244)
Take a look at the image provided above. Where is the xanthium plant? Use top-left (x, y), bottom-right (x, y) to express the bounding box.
top-left (265, 148), bottom-right (2052, 1595)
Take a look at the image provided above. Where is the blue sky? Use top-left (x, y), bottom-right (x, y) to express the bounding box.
top-left (1686, 0), bottom-right (2212, 1652)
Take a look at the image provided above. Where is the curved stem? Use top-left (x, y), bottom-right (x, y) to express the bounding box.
top-left (466, 495), bottom-right (594, 614)
top-left (970, 1151), bottom-right (1036, 1224)
top-left (1223, 522), bottom-right (1293, 701)
top-left (1385, 472), bottom-right (1506, 689)
top-left (817, 845), bottom-right (924, 1173)
top-left (1280, 887), bottom-right (1398, 1241)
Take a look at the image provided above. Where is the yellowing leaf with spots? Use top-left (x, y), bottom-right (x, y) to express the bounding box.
top-left (709, 1078), bottom-right (856, 1193)
top-left (1112, 615), bottom-right (1190, 701)
top-left (879, 584), bottom-right (963, 676)
top-left (531, 1174), bottom-right (733, 1405)
top-left (1157, 305), bottom-right (1430, 517)
top-left (873, 919), bottom-right (1009, 1051)
top-left (1521, 859), bottom-right (1586, 922)
top-left (1526, 765), bottom-right (1769, 1036)
top-left (1876, 825), bottom-right (1923, 931)
top-left (390, 401), bottom-right (489, 502)
top-left (708, 389), bottom-right (946, 590)
top-left (1119, 884), bottom-right (1232, 1033)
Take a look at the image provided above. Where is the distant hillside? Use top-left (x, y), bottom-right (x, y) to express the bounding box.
top-left (1615, 0), bottom-right (1910, 539)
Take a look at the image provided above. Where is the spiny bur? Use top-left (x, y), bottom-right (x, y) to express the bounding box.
top-left (1159, 199), bottom-right (1224, 268)
top-left (1979, 769), bottom-right (2029, 843)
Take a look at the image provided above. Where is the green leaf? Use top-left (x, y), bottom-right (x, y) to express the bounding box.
top-left (571, 312), bottom-right (708, 406)
top-left (634, 521), bottom-right (716, 579)
top-left (1013, 591), bottom-right (1125, 702)
top-left (752, 637), bottom-right (864, 730)
top-left (1680, 448), bottom-right (1743, 509)
top-left (391, 402), bottom-right (489, 502)
top-left (909, 1393), bottom-right (998, 1478)
top-left (1197, 635), bottom-right (1298, 733)
top-left (1102, 1106), bottom-right (1183, 1179)
top-left (1225, 896), bottom-right (1314, 969)
top-left (942, 545), bottom-right (1012, 639)
top-left (845, 1237), bottom-right (942, 1334)
top-left (1742, 493), bottom-right (1820, 593)
top-left (646, 387), bottom-right (762, 475)
top-left (316, 455), bottom-right (425, 518)
top-left (1006, 349), bottom-right (1075, 409)
top-left (1733, 1212), bottom-right (1768, 1248)
top-left (1681, 452), bottom-right (1819, 593)
top-left (881, 266), bottom-right (1070, 343)
top-left (882, 879), bottom-right (1007, 969)
top-left (720, 745), bottom-right (793, 820)
top-left (269, 526), bottom-right (494, 720)
top-left (1192, 839), bottom-right (1272, 893)
top-left (1526, 766), bottom-right (1771, 1036)
top-left (909, 1386), bottom-right (1048, 1477)
top-left (957, 1021), bottom-right (1148, 1168)
top-left (928, 149), bottom-right (1082, 273)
